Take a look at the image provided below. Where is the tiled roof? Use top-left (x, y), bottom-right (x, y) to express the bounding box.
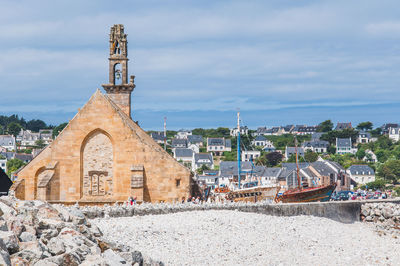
top-left (348, 165), bottom-right (374, 175)
top-left (174, 148), bottom-right (193, 158)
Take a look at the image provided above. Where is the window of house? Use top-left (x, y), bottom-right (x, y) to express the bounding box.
top-left (176, 179), bottom-right (181, 187)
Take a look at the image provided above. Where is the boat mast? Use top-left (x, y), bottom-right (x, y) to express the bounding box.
top-left (237, 110), bottom-right (241, 189)
top-left (295, 136), bottom-right (301, 189)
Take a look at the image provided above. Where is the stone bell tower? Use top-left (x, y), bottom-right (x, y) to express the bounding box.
top-left (102, 24), bottom-right (135, 117)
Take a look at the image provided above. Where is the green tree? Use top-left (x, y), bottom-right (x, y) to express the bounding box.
top-left (317, 120), bottom-right (333, 132)
top-left (196, 164), bottom-right (210, 174)
top-left (304, 151), bottom-right (318, 162)
top-left (360, 179), bottom-right (387, 190)
top-left (356, 121), bottom-right (373, 131)
top-left (262, 152), bottom-right (284, 167)
top-left (7, 122), bottom-right (22, 137)
top-left (356, 148), bottom-right (366, 160)
top-left (370, 127), bottom-right (382, 138)
top-left (26, 119), bottom-right (47, 132)
top-left (35, 139), bottom-right (46, 148)
top-left (6, 158), bottom-right (25, 177)
top-left (286, 153), bottom-right (305, 163)
top-left (378, 160), bottom-right (400, 183)
top-left (52, 122), bottom-right (68, 138)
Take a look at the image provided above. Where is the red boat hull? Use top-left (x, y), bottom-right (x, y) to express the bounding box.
top-left (276, 184), bottom-right (336, 203)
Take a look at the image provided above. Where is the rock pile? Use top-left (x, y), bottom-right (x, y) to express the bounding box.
top-left (361, 202), bottom-right (400, 237)
top-left (0, 196), bottom-right (163, 265)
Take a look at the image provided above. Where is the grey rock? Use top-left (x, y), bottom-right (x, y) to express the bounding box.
top-left (0, 217), bottom-right (8, 231)
top-left (69, 208), bottom-right (86, 225)
top-left (80, 254), bottom-right (111, 266)
top-left (0, 249), bottom-right (11, 266)
top-left (19, 231), bottom-right (36, 242)
top-left (19, 240), bottom-right (47, 260)
top-left (102, 249), bottom-right (127, 265)
top-left (120, 251), bottom-right (143, 266)
top-left (47, 237), bottom-right (66, 256)
top-left (0, 231), bottom-right (19, 254)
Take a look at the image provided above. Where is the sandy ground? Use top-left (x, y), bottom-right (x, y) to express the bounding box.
top-left (92, 210), bottom-right (400, 266)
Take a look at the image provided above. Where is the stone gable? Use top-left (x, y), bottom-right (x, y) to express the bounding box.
top-left (12, 90), bottom-right (191, 204)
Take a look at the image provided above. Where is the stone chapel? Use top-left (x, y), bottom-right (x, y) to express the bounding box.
top-left (10, 25), bottom-right (192, 204)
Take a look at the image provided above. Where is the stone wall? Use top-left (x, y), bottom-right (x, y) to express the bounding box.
top-left (65, 199), bottom-right (394, 224)
top-left (361, 202), bottom-right (400, 237)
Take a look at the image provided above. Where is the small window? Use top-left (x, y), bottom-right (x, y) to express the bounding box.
top-left (176, 179), bottom-right (181, 187)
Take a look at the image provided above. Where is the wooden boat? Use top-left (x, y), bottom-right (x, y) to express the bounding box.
top-left (276, 184), bottom-right (336, 203)
top-left (227, 184), bottom-right (281, 202)
top-left (276, 137), bottom-right (336, 203)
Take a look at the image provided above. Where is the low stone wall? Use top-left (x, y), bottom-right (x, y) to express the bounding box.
top-left (75, 199), bottom-right (400, 224)
top-left (361, 202), bottom-right (400, 236)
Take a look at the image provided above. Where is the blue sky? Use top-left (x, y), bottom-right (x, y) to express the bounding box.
top-left (1, 0), bottom-right (400, 130)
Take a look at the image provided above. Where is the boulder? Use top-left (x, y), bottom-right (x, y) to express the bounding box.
top-left (47, 237), bottom-right (66, 256)
top-left (0, 217), bottom-right (8, 231)
top-left (80, 254), bottom-right (111, 266)
top-left (6, 216), bottom-right (25, 237)
top-left (0, 231), bottom-right (19, 254)
top-left (37, 203), bottom-right (63, 221)
top-left (19, 232), bottom-right (36, 242)
top-left (68, 208), bottom-right (86, 225)
top-left (382, 207), bottom-right (394, 219)
top-left (102, 249), bottom-right (127, 265)
top-left (19, 240), bottom-right (48, 260)
top-left (120, 250), bottom-right (143, 266)
top-left (0, 249), bottom-right (10, 266)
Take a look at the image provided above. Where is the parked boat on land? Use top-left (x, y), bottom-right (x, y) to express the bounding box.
top-left (275, 137), bottom-right (336, 203)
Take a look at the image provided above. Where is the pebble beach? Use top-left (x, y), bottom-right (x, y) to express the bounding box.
top-left (93, 210), bottom-right (400, 266)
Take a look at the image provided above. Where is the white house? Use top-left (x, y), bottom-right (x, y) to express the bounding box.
top-left (263, 141), bottom-right (276, 152)
top-left (357, 131), bottom-right (372, 144)
top-left (188, 143), bottom-right (200, 154)
top-left (192, 153), bottom-right (214, 172)
top-left (285, 147), bottom-right (305, 160)
top-left (302, 140), bottom-right (329, 153)
top-left (388, 127), bottom-right (400, 142)
top-left (230, 126), bottom-right (248, 137)
top-left (207, 138), bottom-right (231, 156)
top-left (252, 135), bottom-right (267, 146)
top-left (241, 150), bottom-right (261, 162)
top-left (347, 165), bottom-right (375, 185)
top-left (175, 130), bottom-right (192, 139)
top-left (336, 138), bottom-right (357, 155)
top-left (0, 135), bottom-right (16, 151)
top-left (363, 149), bottom-right (377, 163)
top-left (150, 132), bottom-right (165, 144)
top-left (173, 148), bottom-right (194, 168)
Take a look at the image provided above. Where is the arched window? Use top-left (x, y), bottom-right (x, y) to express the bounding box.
top-left (81, 130), bottom-right (113, 198)
top-left (113, 63), bottom-right (122, 85)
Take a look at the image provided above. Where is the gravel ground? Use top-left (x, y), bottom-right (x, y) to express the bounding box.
top-left (92, 210), bottom-right (400, 266)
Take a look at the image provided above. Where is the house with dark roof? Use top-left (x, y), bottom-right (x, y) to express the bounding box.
top-left (175, 130), bottom-right (192, 139)
top-left (0, 135), bottom-right (16, 151)
top-left (230, 126), bottom-right (248, 137)
top-left (252, 135), bottom-right (267, 147)
top-left (357, 131), bottom-right (372, 144)
top-left (302, 140), bottom-right (329, 153)
top-left (241, 150), bottom-right (261, 162)
top-left (336, 138), bottom-right (357, 154)
top-left (381, 123), bottom-right (399, 135)
top-left (292, 125), bottom-right (318, 135)
top-left (173, 148), bottom-right (193, 168)
top-left (347, 165), bottom-right (375, 185)
top-left (388, 127), bottom-right (400, 142)
top-left (192, 153), bottom-right (214, 172)
top-left (150, 132), bottom-right (165, 144)
top-left (207, 138), bottom-right (231, 156)
top-left (311, 132), bottom-right (323, 141)
top-left (171, 138), bottom-right (188, 148)
top-left (335, 122), bottom-right (352, 130)
top-left (188, 135), bottom-right (203, 147)
top-left (284, 147), bottom-right (305, 160)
